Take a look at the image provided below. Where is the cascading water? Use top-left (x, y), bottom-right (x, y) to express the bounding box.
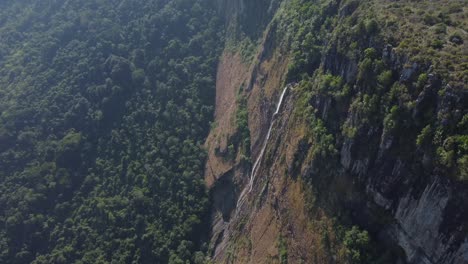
top-left (236, 85), bottom-right (290, 211)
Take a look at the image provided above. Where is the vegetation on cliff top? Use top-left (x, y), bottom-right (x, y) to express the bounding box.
top-left (283, 0), bottom-right (467, 182)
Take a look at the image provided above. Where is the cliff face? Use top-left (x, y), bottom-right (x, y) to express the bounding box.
top-left (334, 46), bottom-right (468, 264)
top-left (318, 46), bottom-right (468, 264)
top-left (206, 0), bottom-right (468, 263)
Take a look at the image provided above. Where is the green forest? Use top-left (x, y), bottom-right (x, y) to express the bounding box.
top-left (0, 0), bottom-right (222, 263)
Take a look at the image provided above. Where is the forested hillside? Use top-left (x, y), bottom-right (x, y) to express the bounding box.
top-left (0, 0), bottom-right (222, 263)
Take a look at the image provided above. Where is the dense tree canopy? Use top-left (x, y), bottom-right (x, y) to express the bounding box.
top-left (0, 0), bottom-right (222, 263)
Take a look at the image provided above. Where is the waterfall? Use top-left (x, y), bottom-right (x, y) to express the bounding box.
top-left (236, 85), bottom-right (290, 211)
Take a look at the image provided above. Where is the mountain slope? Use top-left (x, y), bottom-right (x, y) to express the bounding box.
top-left (206, 0), bottom-right (467, 263)
top-left (0, 0), bottom-right (222, 263)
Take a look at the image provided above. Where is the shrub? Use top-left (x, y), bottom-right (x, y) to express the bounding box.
top-left (355, 20), bottom-right (366, 36)
top-left (132, 68), bottom-right (145, 85)
top-left (227, 144), bottom-right (235, 160)
top-left (235, 92), bottom-right (251, 158)
top-left (437, 146), bottom-right (455, 168)
top-left (377, 70), bottom-right (393, 88)
top-left (458, 114), bottom-right (468, 130)
top-left (278, 236), bottom-right (288, 264)
top-left (365, 19), bottom-right (379, 35)
top-left (364, 48), bottom-right (377, 59)
top-left (357, 59), bottom-right (372, 82)
top-left (423, 13), bottom-right (439, 26)
top-left (383, 105), bottom-right (400, 132)
top-left (342, 123), bottom-right (358, 139)
top-left (434, 23), bottom-right (447, 34)
top-left (416, 125), bottom-right (432, 147)
top-left (416, 73), bottom-right (428, 89)
top-left (447, 3), bottom-right (463, 13)
top-left (344, 226), bottom-right (370, 264)
top-left (457, 155), bottom-right (468, 181)
top-left (320, 74), bottom-right (343, 94)
top-left (430, 39), bottom-right (444, 49)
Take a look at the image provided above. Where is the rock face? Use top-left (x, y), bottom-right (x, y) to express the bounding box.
top-left (395, 178), bottom-right (451, 263)
top-left (329, 44), bottom-right (468, 264)
top-left (206, 1), bottom-right (468, 263)
top-left (335, 44), bottom-right (467, 264)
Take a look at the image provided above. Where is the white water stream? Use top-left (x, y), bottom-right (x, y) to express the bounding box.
top-left (236, 85), bottom-right (290, 211)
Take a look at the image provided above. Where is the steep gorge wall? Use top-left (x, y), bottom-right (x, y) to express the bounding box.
top-left (206, 0), bottom-right (468, 263)
top-left (330, 45), bottom-right (468, 264)
top-left (311, 45), bottom-right (468, 264)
